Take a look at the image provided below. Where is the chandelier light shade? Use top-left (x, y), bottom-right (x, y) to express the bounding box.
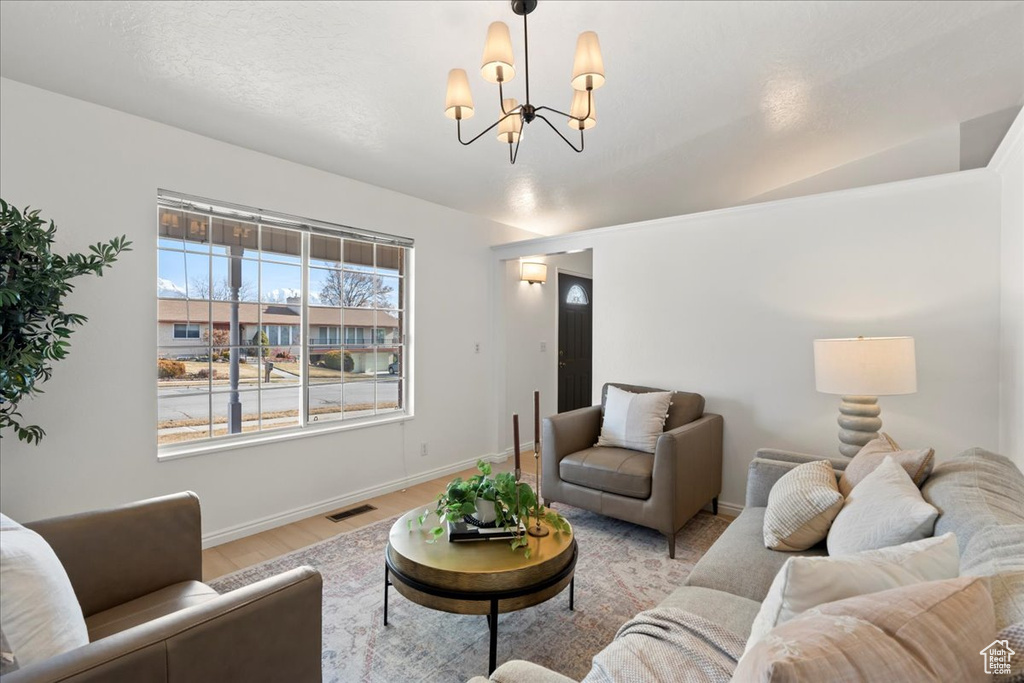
top-left (571, 31), bottom-right (605, 91)
top-left (497, 98), bottom-right (523, 143)
top-left (445, 69), bottom-right (475, 120)
top-left (568, 90), bottom-right (596, 130)
top-left (481, 22), bottom-right (516, 84)
top-left (445, 0), bottom-right (606, 164)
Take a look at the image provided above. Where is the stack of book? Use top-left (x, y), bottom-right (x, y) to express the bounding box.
top-left (447, 519), bottom-right (525, 542)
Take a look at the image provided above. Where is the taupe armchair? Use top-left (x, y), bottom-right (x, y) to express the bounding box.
top-left (542, 383), bottom-right (723, 558)
top-left (6, 492), bottom-right (322, 683)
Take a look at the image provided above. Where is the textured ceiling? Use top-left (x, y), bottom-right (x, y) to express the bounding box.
top-left (1, 1), bottom-right (1022, 235)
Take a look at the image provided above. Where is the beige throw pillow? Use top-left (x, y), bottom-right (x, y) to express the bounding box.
top-left (0, 514), bottom-right (89, 668)
top-left (827, 456), bottom-right (939, 556)
top-left (745, 533), bottom-right (960, 655)
top-left (734, 576), bottom-right (995, 683)
top-left (839, 433), bottom-right (934, 496)
top-left (763, 460), bottom-right (843, 552)
top-left (596, 386), bottom-right (672, 454)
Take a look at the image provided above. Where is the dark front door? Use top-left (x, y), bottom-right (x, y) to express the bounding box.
top-left (558, 274), bottom-right (593, 413)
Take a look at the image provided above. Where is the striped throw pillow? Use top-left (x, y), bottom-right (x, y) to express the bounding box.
top-left (763, 460), bottom-right (844, 551)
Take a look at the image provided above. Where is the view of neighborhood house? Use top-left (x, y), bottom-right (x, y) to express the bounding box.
top-left (156, 207), bottom-right (406, 445)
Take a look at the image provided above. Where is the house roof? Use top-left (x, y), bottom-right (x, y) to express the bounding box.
top-left (157, 299), bottom-right (398, 328)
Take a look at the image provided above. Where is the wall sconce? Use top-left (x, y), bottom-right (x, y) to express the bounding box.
top-left (520, 262), bottom-right (548, 284)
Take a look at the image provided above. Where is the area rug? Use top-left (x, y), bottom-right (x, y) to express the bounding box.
top-left (211, 502), bottom-right (729, 682)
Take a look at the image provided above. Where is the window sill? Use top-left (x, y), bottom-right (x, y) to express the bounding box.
top-left (157, 412), bottom-right (414, 462)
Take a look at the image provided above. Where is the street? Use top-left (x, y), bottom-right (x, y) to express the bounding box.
top-left (158, 379), bottom-right (399, 423)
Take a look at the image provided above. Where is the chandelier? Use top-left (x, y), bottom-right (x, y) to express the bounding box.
top-left (443, 0), bottom-right (605, 164)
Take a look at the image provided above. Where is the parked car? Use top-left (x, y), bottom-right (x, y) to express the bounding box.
top-left (388, 361), bottom-right (399, 375)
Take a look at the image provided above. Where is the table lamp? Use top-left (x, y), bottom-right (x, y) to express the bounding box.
top-left (813, 336), bottom-right (917, 457)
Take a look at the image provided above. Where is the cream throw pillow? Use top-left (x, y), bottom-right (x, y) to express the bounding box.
top-left (734, 576), bottom-right (995, 683)
top-left (839, 433), bottom-right (935, 496)
top-left (744, 532), bottom-right (959, 655)
top-left (827, 456), bottom-right (939, 556)
top-left (596, 386), bottom-right (672, 454)
top-left (0, 514), bottom-right (89, 667)
top-left (763, 460), bottom-right (843, 551)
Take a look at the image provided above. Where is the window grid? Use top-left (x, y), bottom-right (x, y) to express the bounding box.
top-left (157, 201), bottom-right (410, 449)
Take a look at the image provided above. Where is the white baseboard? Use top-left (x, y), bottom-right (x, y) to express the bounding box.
top-left (201, 451), bottom-right (510, 549)
top-left (497, 441), bottom-right (534, 459)
top-left (705, 500), bottom-right (744, 518)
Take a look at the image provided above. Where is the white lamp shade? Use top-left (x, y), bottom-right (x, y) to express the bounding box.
top-left (568, 90), bottom-right (596, 130)
top-left (571, 31), bottom-right (605, 91)
top-left (481, 22), bottom-right (516, 84)
top-left (444, 69), bottom-right (474, 120)
top-left (520, 262), bottom-right (547, 283)
top-left (814, 337), bottom-right (917, 396)
top-left (497, 98), bottom-right (522, 143)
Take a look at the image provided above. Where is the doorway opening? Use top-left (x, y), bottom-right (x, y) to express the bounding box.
top-left (501, 249), bottom-right (593, 452)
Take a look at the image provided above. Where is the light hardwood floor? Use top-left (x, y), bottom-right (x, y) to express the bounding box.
top-left (202, 457), bottom-right (518, 581)
top-left (202, 454), bottom-right (734, 581)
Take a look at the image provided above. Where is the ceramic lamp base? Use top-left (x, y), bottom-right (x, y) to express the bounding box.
top-left (837, 395), bottom-right (882, 457)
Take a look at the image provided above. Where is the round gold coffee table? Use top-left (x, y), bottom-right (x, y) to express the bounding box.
top-left (384, 507), bottom-right (577, 674)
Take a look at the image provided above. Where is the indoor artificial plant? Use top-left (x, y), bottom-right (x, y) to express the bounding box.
top-left (0, 200), bottom-right (131, 443)
top-left (412, 459), bottom-right (570, 558)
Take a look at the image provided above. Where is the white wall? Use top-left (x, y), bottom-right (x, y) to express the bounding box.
top-left (993, 108), bottom-right (1024, 468)
top-left (0, 79), bottom-right (535, 543)
top-left (494, 170), bottom-right (1003, 508)
top-left (501, 252), bottom-right (593, 454)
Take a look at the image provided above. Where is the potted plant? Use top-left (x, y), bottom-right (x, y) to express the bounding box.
top-left (412, 460), bottom-right (570, 557)
top-left (0, 200), bottom-right (130, 443)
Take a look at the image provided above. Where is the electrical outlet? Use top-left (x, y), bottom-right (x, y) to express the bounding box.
top-left (475, 342), bottom-right (481, 354)
top-left (420, 442), bottom-right (428, 457)
top-left (540, 341), bottom-right (547, 352)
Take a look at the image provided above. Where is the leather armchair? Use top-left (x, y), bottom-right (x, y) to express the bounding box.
top-left (542, 383), bottom-right (723, 558)
top-left (6, 492), bottom-right (322, 683)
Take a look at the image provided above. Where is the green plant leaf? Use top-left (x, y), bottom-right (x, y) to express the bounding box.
top-left (0, 199), bottom-right (130, 444)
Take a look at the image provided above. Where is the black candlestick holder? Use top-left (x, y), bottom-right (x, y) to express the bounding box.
top-left (527, 444), bottom-right (549, 537)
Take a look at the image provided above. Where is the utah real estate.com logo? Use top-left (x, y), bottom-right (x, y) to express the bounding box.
top-left (980, 639), bottom-right (1015, 676)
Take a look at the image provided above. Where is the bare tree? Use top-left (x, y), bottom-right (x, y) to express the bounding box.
top-left (190, 276), bottom-right (254, 301)
top-left (319, 271), bottom-right (394, 307)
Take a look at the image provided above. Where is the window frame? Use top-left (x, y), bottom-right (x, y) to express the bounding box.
top-left (156, 190), bottom-right (414, 460)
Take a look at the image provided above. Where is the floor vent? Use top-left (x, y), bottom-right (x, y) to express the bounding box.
top-left (326, 504), bottom-right (377, 523)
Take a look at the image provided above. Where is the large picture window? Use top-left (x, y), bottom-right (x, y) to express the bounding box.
top-left (156, 191), bottom-right (412, 450)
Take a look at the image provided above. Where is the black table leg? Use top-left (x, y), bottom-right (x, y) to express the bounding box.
top-left (569, 577), bottom-right (575, 611)
top-left (383, 564), bottom-right (390, 626)
top-left (488, 599), bottom-right (499, 675)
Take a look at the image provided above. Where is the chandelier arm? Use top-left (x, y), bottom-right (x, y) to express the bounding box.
top-left (536, 90), bottom-right (591, 123)
top-left (535, 113), bottom-right (584, 153)
top-left (498, 82), bottom-right (524, 116)
top-left (509, 134), bottom-right (522, 165)
top-left (457, 112), bottom-right (519, 146)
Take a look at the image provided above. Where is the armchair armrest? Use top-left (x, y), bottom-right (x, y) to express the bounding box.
top-left (541, 406), bottom-right (602, 505)
top-left (745, 455), bottom-right (845, 507)
top-left (542, 405), bottom-right (602, 461)
top-left (6, 567), bottom-right (323, 683)
top-left (651, 414), bottom-right (724, 525)
top-left (25, 492), bottom-right (202, 618)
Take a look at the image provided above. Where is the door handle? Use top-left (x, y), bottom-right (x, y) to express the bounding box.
top-left (559, 362), bottom-right (567, 368)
